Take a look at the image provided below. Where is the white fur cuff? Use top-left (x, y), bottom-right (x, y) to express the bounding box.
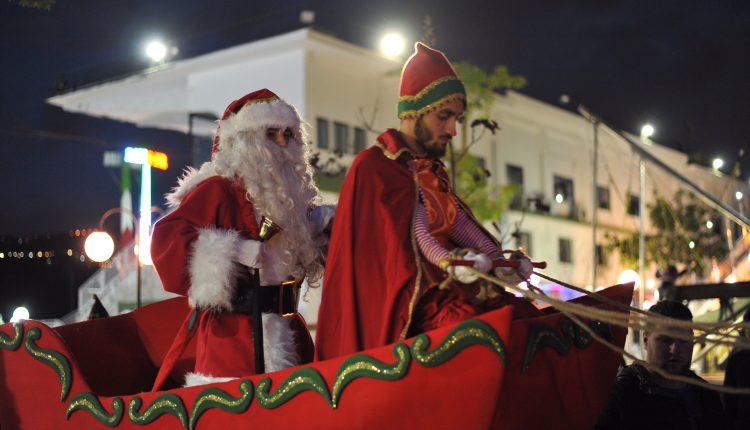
top-left (188, 228), bottom-right (242, 310)
top-left (184, 373), bottom-right (237, 387)
top-left (263, 313), bottom-right (300, 373)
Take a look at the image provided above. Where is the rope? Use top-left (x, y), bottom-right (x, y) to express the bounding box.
top-left (533, 271), bottom-right (750, 346)
top-left (472, 268), bottom-right (750, 395)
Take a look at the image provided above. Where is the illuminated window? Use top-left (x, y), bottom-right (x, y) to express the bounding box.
top-left (553, 176), bottom-right (574, 204)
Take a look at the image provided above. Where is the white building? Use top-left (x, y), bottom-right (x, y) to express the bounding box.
top-left (49, 28), bottom-right (750, 322)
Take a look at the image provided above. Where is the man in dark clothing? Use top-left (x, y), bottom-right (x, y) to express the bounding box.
top-left (596, 300), bottom-right (726, 429)
top-left (724, 306), bottom-right (750, 429)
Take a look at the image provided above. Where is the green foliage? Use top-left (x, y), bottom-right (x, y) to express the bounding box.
top-left (452, 152), bottom-right (519, 222)
top-left (606, 190), bottom-right (727, 276)
top-left (9, 0), bottom-right (55, 10)
top-left (445, 62), bottom-right (527, 223)
top-left (453, 62), bottom-right (527, 117)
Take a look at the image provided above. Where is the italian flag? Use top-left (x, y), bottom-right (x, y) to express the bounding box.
top-left (120, 164), bottom-right (134, 247)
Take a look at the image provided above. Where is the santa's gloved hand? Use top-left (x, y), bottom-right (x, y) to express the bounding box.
top-left (309, 204), bottom-right (336, 233)
top-left (452, 251), bottom-right (492, 284)
top-left (236, 239), bottom-right (262, 268)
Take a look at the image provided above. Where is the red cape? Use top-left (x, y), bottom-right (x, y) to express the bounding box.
top-left (316, 130), bottom-right (433, 360)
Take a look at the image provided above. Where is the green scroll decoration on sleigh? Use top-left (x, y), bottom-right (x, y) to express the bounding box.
top-left (189, 380), bottom-right (253, 430)
top-left (66, 392), bottom-right (124, 427)
top-left (128, 394), bottom-right (188, 429)
top-left (412, 319), bottom-right (507, 367)
top-left (256, 368), bottom-right (332, 409)
top-left (0, 322), bottom-right (23, 351)
top-left (331, 343), bottom-right (411, 408)
top-left (522, 318), bottom-right (613, 372)
top-left (24, 326), bottom-right (72, 401)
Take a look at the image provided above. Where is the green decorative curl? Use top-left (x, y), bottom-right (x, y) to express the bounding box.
top-left (331, 343), bottom-right (411, 408)
top-left (66, 392), bottom-right (124, 427)
top-left (522, 318), bottom-right (613, 372)
top-left (128, 394), bottom-right (188, 429)
top-left (411, 319), bottom-right (507, 367)
top-left (0, 322), bottom-right (23, 351)
top-left (24, 326), bottom-right (72, 401)
top-left (256, 368), bottom-right (331, 409)
top-left (189, 380), bottom-right (253, 430)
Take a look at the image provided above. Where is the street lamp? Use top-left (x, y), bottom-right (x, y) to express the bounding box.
top-left (84, 208), bottom-right (148, 308)
top-left (145, 40), bottom-right (167, 63)
top-left (640, 124), bottom-right (654, 141)
top-left (379, 32), bottom-right (406, 59)
top-left (10, 306), bottom-right (30, 323)
top-left (713, 158), bottom-right (724, 171)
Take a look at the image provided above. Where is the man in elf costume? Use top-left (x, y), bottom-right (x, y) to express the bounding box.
top-left (151, 88), bottom-right (333, 386)
top-left (315, 43), bottom-right (538, 361)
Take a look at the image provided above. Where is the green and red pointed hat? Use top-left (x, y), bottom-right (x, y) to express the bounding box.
top-left (397, 43), bottom-right (466, 119)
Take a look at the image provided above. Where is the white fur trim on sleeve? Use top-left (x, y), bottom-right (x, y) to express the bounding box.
top-left (188, 227), bottom-right (242, 311)
top-left (263, 313), bottom-right (300, 373)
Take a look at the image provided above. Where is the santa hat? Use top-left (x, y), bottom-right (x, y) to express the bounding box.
top-left (212, 88), bottom-right (301, 156)
top-left (397, 43), bottom-right (466, 119)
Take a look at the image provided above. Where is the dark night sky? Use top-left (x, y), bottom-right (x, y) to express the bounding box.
top-left (1, 0), bottom-right (749, 318)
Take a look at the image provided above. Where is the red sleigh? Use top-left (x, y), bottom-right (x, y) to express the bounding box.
top-left (0, 283), bottom-right (632, 429)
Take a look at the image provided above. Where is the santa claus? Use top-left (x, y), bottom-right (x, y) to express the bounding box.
top-left (150, 88), bottom-right (333, 388)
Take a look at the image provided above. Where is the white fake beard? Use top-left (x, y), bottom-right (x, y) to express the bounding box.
top-left (213, 131), bottom-right (325, 284)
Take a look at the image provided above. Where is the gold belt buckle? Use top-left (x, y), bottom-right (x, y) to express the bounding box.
top-left (279, 278), bottom-right (298, 314)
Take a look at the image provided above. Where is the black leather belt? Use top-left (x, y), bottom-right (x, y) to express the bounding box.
top-left (230, 279), bottom-right (299, 315)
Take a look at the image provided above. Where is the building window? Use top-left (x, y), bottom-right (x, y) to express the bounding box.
top-left (628, 194), bottom-right (640, 216)
top-left (559, 238), bottom-right (572, 263)
top-left (506, 164), bottom-right (524, 210)
top-left (333, 122), bottom-right (349, 153)
top-left (316, 118), bottom-right (329, 150)
top-left (553, 175), bottom-right (574, 204)
top-left (596, 244), bottom-right (607, 265)
top-left (515, 232), bottom-right (532, 256)
top-left (597, 186), bottom-right (610, 210)
top-left (353, 127), bottom-right (366, 153)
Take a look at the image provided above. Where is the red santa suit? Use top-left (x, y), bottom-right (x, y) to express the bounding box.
top-left (151, 89), bottom-right (330, 387)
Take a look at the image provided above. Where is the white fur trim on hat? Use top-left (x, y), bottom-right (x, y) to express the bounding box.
top-left (187, 227), bottom-right (242, 311)
top-left (218, 99), bottom-right (301, 143)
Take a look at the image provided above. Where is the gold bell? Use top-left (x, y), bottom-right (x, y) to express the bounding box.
top-left (259, 216), bottom-right (282, 242)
